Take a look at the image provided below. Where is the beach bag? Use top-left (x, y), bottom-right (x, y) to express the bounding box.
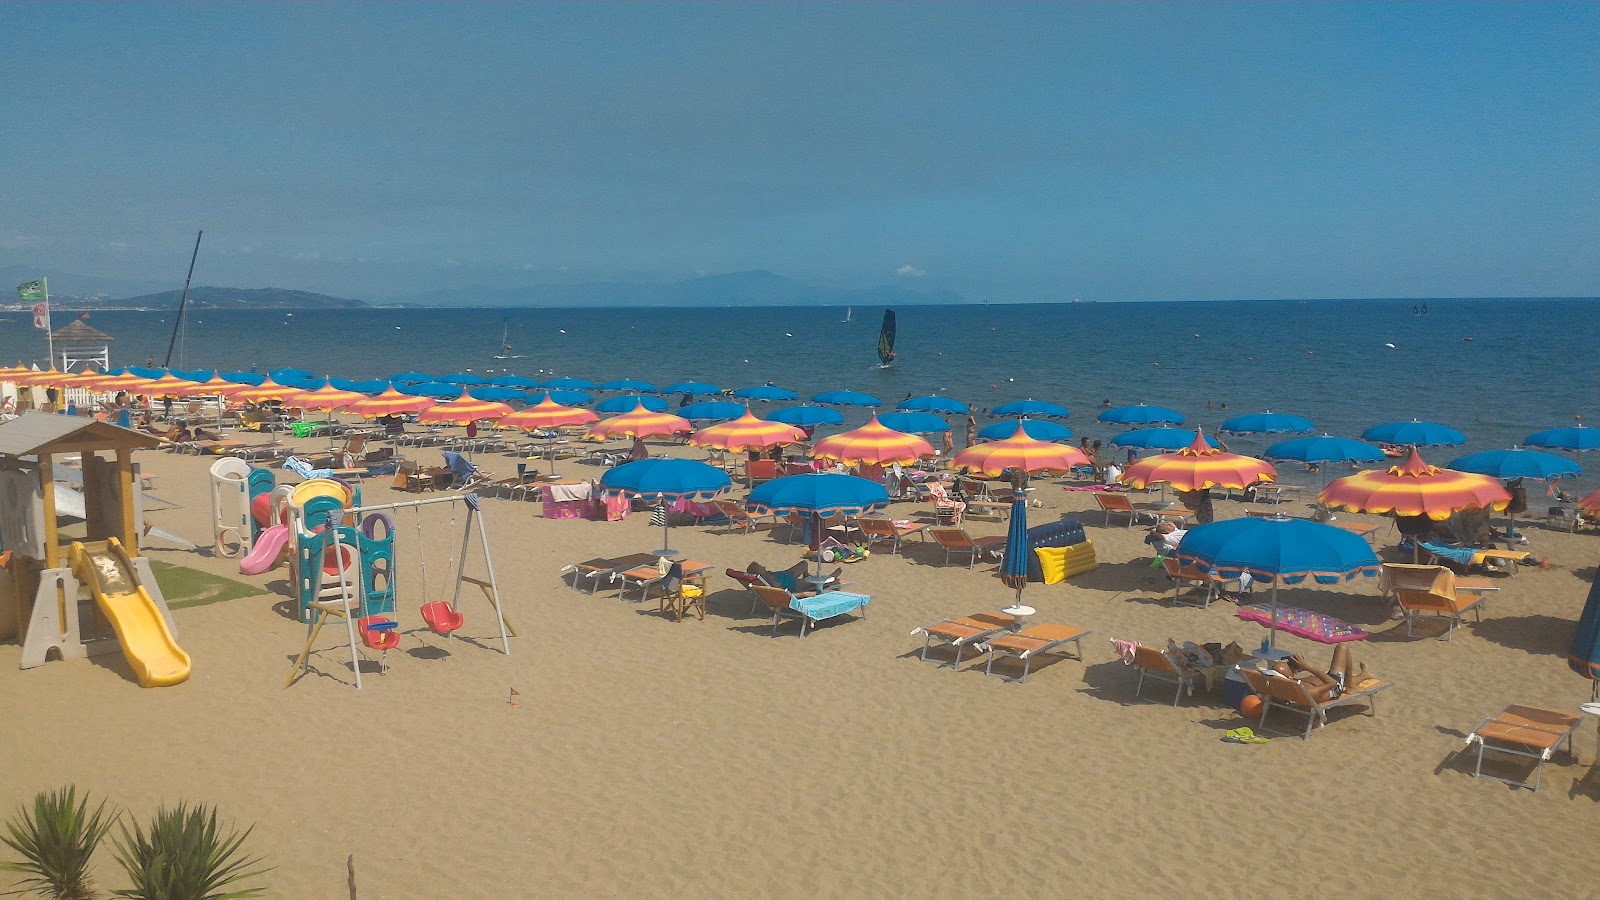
top-left (650, 502), bottom-right (667, 527)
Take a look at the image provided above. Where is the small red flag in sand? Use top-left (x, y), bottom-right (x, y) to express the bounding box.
top-left (508, 687), bottom-right (521, 708)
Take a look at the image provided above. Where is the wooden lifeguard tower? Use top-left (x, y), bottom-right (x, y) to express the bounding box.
top-left (51, 316), bottom-right (113, 374)
top-left (0, 414), bottom-right (190, 686)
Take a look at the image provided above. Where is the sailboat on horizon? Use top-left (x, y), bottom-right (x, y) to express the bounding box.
top-left (842, 306), bottom-right (853, 323)
top-left (493, 321), bottom-right (523, 360)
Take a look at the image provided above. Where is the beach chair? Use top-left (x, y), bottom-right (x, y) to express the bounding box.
top-left (655, 562), bottom-right (707, 622)
top-left (1160, 558), bottom-right (1237, 609)
top-left (855, 517), bottom-right (929, 555)
top-left (979, 624), bottom-right (1091, 683)
top-left (714, 498), bottom-right (773, 534)
top-left (1242, 668), bottom-right (1390, 740)
top-left (1380, 564), bottom-right (1492, 641)
top-left (1093, 493), bottom-right (1170, 528)
top-left (562, 552), bottom-right (665, 593)
top-left (1131, 645), bottom-right (1209, 707)
top-left (748, 584), bottom-right (869, 638)
top-left (615, 559), bottom-right (712, 602)
top-left (744, 459), bottom-right (778, 485)
top-left (437, 451), bottom-right (492, 491)
top-left (1462, 704), bottom-right (1581, 792)
top-left (391, 460), bottom-right (437, 493)
top-left (927, 526), bottom-right (1006, 568)
top-left (909, 612), bottom-right (1017, 669)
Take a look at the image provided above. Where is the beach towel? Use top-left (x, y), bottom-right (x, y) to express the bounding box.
top-left (1112, 638), bottom-right (1139, 665)
top-left (283, 456), bottom-right (333, 480)
top-left (1419, 541), bottom-right (1478, 567)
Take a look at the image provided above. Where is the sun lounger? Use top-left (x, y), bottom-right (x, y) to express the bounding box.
top-left (1160, 558), bottom-right (1238, 609)
top-left (714, 498), bottom-right (774, 534)
top-left (1131, 645), bottom-right (1210, 706)
top-left (615, 559), bottom-right (712, 602)
top-left (855, 516), bottom-right (929, 555)
top-left (909, 612), bottom-right (1017, 669)
top-left (749, 584), bottom-right (869, 637)
top-left (927, 526), bottom-right (1006, 568)
top-left (1242, 668), bottom-right (1390, 740)
top-left (1380, 564), bottom-right (1493, 641)
top-left (1463, 704), bottom-right (1581, 792)
top-left (1094, 493), bottom-right (1178, 528)
top-left (562, 552), bottom-right (664, 593)
top-left (978, 624), bottom-right (1090, 683)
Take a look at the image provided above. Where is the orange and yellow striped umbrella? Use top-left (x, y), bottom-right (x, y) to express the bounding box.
top-left (285, 380), bottom-right (365, 412)
top-left (689, 408), bottom-right (806, 453)
top-left (499, 394), bottom-right (599, 431)
top-left (1320, 447), bottom-right (1511, 520)
top-left (345, 385), bottom-right (437, 418)
top-left (230, 377), bottom-right (308, 405)
top-left (86, 370), bottom-right (155, 393)
top-left (14, 367), bottom-right (72, 387)
top-left (417, 395), bottom-right (513, 426)
top-left (173, 374), bottom-right (252, 398)
top-left (811, 415), bottom-right (935, 466)
top-left (585, 401), bottom-right (694, 441)
top-left (1577, 490), bottom-right (1600, 519)
top-left (952, 422), bottom-right (1091, 476)
top-left (1119, 430), bottom-right (1278, 492)
top-left (139, 372), bottom-right (202, 399)
top-left (57, 368), bottom-right (106, 389)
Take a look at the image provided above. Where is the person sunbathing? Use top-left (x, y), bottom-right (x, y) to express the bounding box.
top-left (746, 561), bottom-right (843, 598)
top-left (1267, 646), bottom-right (1375, 702)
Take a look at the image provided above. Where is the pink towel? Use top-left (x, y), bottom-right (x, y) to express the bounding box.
top-left (1112, 639), bottom-right (1139, 665)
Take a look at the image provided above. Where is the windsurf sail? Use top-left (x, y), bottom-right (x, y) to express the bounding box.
top-left (876, 310), bottom-right (896, 366)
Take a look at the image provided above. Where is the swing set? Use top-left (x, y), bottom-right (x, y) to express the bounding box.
top-left (284, 492), bottom-right (513, 690)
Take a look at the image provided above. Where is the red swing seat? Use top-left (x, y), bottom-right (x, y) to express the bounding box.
top-left (357, 616), bottom-right (401, 651)
top-left (420, 601), bottom-right (464, 634)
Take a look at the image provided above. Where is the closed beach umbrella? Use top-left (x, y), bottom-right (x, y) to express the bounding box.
top-left (766, 405), bottom-right (843, 427)
top-left (530, 389), bottom-right (594, 406)
top-left (993, 399), bottom-right (1068, 419)
top-left (586, 401), bottom-right (694, 441)
top-left (811, 415), bottom-right (935, 466)
top-left (389, 371), bottom-right (435, 385)
top-left (691, 409), bottom-right (806, 454)
top-left (954, 422), bottom-right (1090, 478)
top-left (1119, 431), bottom-right (1277, 492)
top-left (878, 412), bottom-right (952, 435)
top-left (1525, 425), bottom-right (1599, 452)
top-left (976, 419), bottom-right (1073, 442)
top-left (1447, 449), bottom-right (1581, 482)
top-left (746, 473), bottom-right (890, 572)
top-left (345, 385), bottom-right (438, 418)
top-left (660, 381), bottom-right (721, 397)
top-left (231, 377), bottom-right (307, 405)
top-left (999, 495), bottom-right (1031, 604)
top-left (1220, 411), bottom-right (1315, 435)
top-left (1176, 516), bottom-right (1381, 652)
top-left (1567, 572), bottom-right (1600, 693)
top-left (900, 395), bottom-right (971, 415)
top-left (439, 373), bottom-right (488, 386)
top-left (468, 386), bottom-right (527, 402)
top-left (1099, 404), bottom-right (1184, 426)
top-left (599, 458), bottom-right (732, 554)
top-left (1263, 435), bottom-right (1387, 466)
top-left (540, 376), bottom-right (597, 390)
top-left (219, 371), bottom-right (266, 386)
top-left (596, 394), bottom-right (669, 413)
top-left (678, 400), bottom-right (746, 422)
top-left (400, 382), bottom-right (464, 400)
top-left (1111, 428), bottom-right (1221, 451)
top-left (1320, 448), bottom-right (1510, 521)
top-left (812, 389), bottom-right (881, 407)
top-left (1362, 419), bottom-right (1466, 447)
top-left (600, 378), bottom-right (657, 393)
top-left (488, 375), bottom-right (542, 389)
top-left (731, 385), bottom-right (800, 402)
top-left (417, 396), bottom-right (512, 426)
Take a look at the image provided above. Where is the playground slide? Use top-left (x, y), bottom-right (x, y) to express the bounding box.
top-left (68, 540), bottom-right (191, 688)
top-left (239, 524), bottom-right (290, 576)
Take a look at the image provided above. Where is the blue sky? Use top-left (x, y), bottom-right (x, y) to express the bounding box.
top-left (1, 2), bottom-right (1595, 302)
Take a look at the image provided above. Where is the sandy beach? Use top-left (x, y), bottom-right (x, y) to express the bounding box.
top-left (4, 428), bottom-right (1600, 898)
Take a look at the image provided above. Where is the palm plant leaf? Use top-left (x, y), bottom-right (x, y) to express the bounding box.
top-left (0, 785), bottom-right (117, 900)
top-left (111, 803), bottom-right (269, 900)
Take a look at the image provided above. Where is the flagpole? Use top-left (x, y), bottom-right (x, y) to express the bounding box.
top-left (43, 282), bottom-right (53, 369)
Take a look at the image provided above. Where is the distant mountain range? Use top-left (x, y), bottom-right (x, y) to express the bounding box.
top-left (115, 287), bottom-right (369, 309)
top-left (388, 270), bottom-right (965, 308)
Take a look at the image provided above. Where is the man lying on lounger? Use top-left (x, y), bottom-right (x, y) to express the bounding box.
top-left (1263, 646), bottom-right (1378, 702)
top-left (746, 561), bottom-right (845, 598)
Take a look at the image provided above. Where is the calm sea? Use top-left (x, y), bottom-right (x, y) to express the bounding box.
top-left (5, 298), bottom-right (1597, 493)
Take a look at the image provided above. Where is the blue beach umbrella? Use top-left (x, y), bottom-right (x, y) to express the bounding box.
top-left (747, 473), bottom-right (890, 570)
top-left (1176, 515), bottom-right (1381, 653)
top-left (170, 368), bottom-right (215, 383)
top-left (440, 373), bottom-right (488, 386)
top-left (993, 399), bottom-right (1068, 419)
top-left (1362, 419), bottom-right (1466, 447)
top-left (599, 458), bottom-right (732, 554)
top-left (731, 385), bottom-right (800, 402)
top-left (596, 394), bottom-right (669, 413)
top-left (1111, 428), bottom-right (1220, 450)
top-left (813, 390), bottom-right (881, 407)
top-left (1099, 404), bottom-right (1184, 426)
top-left (977, 419), bottom-right (1073, 442)
top-left (678, 400), bottom-right (746, 422)
top-left (766, 405), bottom-right (844, 427)
top-left (399, 382), bottom-right (463, 399)
top-left (660, 381), bottom-right (721, 397)
top-left (219, 371), bottom-right (266, 386)
top-left (274, 373), bottom-right (318, 389)
top-left (1263, 435), bottom-right (1388, 465)
top-left (469, 386), bottom-right (528, 402)
top-left (349, 379), bottom-right (390, 394)
top-left (600, 378), bottom-right (658, 393)
top-left (269, 368), bottom-right (314, 383)
top-left (530, 389), bottom-right (593, 406)
top-left (1525, 425), bottom-right (1599, 452)
top-left (541, 377), bottom-right (597, 390)
top-left (1220, 411), bottom-right (1315, 435)
top-left (1447, 448), bottom-right (1581, 482)
top-left (900, 395), bottom-right (971, 415)
top-left (389, 371), bottom-right (434, 385)
top-left (999, 494), bottom-right (1031, 604)
top-left (878, 412), bottom-right (952, 434)
top-left (488, 375), bottom-right (542, 388)
top-left (127, 366), bottom-right (165, 379)
top-left (326, 377), bottom-right (360, 391)
top-left (1567, 572), bottom-right (1600, 693)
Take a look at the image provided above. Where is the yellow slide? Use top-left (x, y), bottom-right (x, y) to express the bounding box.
top-left (68, 539), bottom-right (191, 688)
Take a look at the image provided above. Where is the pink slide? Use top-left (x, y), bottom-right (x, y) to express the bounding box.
top-left (239, 524), bottom-right (290, 576)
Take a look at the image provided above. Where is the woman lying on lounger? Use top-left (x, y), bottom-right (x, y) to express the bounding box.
top-left (1265, 646), bottom-right (1376, 701)
top-left (746, 561), bottom-right (844, 598)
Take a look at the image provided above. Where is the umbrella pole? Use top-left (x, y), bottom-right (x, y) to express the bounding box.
top-left (1267, 582), bottom-right (1280, 654)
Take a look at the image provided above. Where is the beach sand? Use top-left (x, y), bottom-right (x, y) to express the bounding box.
top-left (4, 429), bottom-right (1600, 897)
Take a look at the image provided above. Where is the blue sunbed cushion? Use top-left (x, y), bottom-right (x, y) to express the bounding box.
top-left (1420, 541), bottom-right (1478, 566)
top-left (791, 591), bottom-right (869, 621)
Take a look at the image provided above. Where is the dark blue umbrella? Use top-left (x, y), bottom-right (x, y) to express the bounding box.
top-left (766, 405), bottom-right (844, 427)
top-left (678, 400), bottom-right (745, 422)
top-left (219, 371), bottom-right (266, 386)
top-left (1220, 411), bottom-right (1315, 435)
top-left (269, 367), bottom-right (314, 382)
top-left (541, 376), bottom-right (597, 390)
top-left (878, 412), bottom-right (952, 434)
top-left (599, 458), bottom-right (732, 554)
top-left (1567, 571), bottom-right (1600, 694)
top-left (747, 473), bottom-right (890, 574)
top-left (529, 389), bottom-right (593, 406)
top-left (488, 375), bottom-right (542, 388)
top-left (812, 390), bottom-right (881, 407)
top-left (399, 381), bottom-right (463, 399)
top-left (899, 395), bottom-right (971, 414)
top-left (660, 381), bottom-right (721, 397)
top-left (999, 495), bottom-right (1030, 603)
top-left (596, 394), bottom-right (669, 413)
top-left (469, 386), bottom-right (528, 402)
top-left (1111, 428), bottom-right (1220, 450)
top-left (977, 419), bottom-right (1073, 442)
top-left (389, 371), bottom-right (435, 385)
top-left (1176, 516), bottom-right (1381, 652)
top-left (349, 379), bottom-right (390, 394)
top-left (1099, 404), bottom-right (1184, 426)
top-left (439, 373), bottom-right (488, 386)
top-left (1263, 435), bottom-right (1388, 465)
top-left (1362, 419), bottom-right (1466, 447)
top-left (731, 385), bottom-right (799, 402)
top-left (1447, 448), bottom-right (1581, 481)
top-left (600, 378), bottom-right (658, 393)
top-left (1525, 425), bottom-right (1599, 452)
top-left (993, 399), bottom-right (1068, 419)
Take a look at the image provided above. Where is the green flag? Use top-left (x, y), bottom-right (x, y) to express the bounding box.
top-left (17, 278), bottom-right (46, 302)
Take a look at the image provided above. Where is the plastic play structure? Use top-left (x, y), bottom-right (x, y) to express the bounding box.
top-left (208, 456), bottom-right (277, 560)
top-left (0, 414), bottom-right (190, 688)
